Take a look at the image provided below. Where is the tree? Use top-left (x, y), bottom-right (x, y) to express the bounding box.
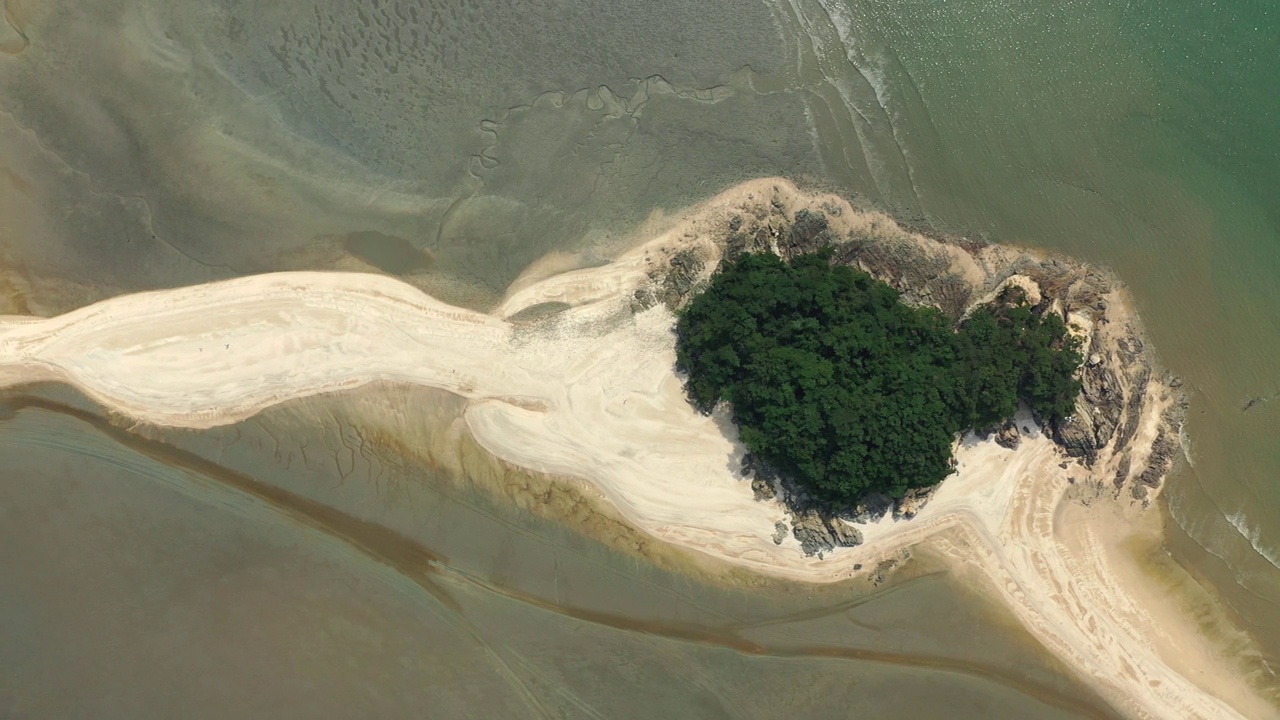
top-left (675, 251), bottom-right (1083, 505)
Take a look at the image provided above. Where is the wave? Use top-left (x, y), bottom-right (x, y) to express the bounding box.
top-left (1225, 509), bottom-right (1280, 571)
top-left (1166, 479), bottom-right (1280, 591)
top-left (1178, 420), bottom-right (1195, 467)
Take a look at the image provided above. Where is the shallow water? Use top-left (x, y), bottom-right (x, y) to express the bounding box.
top-left (2, 0), bottom-right (1278, 714)
top-left (0, 386), bottom-right (1113, 718)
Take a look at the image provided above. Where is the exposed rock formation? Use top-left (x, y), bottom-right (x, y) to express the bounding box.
top-left (1138, 429), bottom-right (1180, 488)
top-left (995, 421), bottom-right (1022, 450)
top-left (660, 249), bottom-right (706, 310)
top-left (772, 521), bottom-right (788, 545)
top-left (791, 508), bottom-right (864, 556)
top-left (894, 486), bottom-right (938, 521)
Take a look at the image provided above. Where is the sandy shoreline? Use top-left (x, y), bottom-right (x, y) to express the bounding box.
top-left (0, 178), bottom-right (1269, 719)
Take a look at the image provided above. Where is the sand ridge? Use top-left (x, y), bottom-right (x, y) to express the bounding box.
top-left (0, 178), bottom-right (1268, 720)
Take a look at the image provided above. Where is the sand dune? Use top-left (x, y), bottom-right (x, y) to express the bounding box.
top-left (0, 180), bottom-right (1267, 719)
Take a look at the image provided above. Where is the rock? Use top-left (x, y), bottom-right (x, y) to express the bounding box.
top-left (629, 287), bottom-right (657, 313)
top-left (661, 249), bottom-right (706, 309)
top-left (751, 475), bottom-right (776, 501)
top-left (1137, 430), bottom-right (1179, 488)
top-left (1079, 361), bottom-right (1123, 446)
top-left (1112, 453), bottom-right (1131, 487)
top-left (791, 510), bottom-right (834, 556)
top-left (828, 519), bottom-right (863, 548)
top-left (995, 421), bottom-right (1021, 450)
top-left (868, 549), bottom-right (911, 586)
top-left (783, 209), bottom-right (834, 256)
top-left (725, 232), bottom-right (749, 260)
top-left (1053, 411), bottom-right (1098, 465)
top-left (849, 493), bottom-right (893, 524)
top-left (1242, 395), bottom-right (1271, 413)
top-left (790, 507), bottom-right (864, 555)
top-left (772, 522), bottom-right (788, 545)
top-left (894, 486), bottom-right (938, 520)
top-left (1110, 368), bottom-right (1150, 454)
top-left (930, 272), bottom-right (974, 319)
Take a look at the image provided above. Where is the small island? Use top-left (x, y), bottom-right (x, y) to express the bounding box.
top-left (676, 248), bottom-right (1082, 507)
top-left (0, 178), bottom-right (1227, 720)
top-left (627, 185), bottom-right (1186, 561)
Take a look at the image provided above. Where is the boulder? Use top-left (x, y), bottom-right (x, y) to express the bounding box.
top-left (751, 475), bottom-right (776, 501)
top-left (995, 421), bottom-right (1021, 450)
top-left (772, 522), bottom-right (788, 545)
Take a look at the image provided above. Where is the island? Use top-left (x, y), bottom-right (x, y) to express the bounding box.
top-left (1, 178), bottom-right (1261, 719)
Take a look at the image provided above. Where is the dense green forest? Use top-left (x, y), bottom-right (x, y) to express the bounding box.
top-left (675, 250), bottom-right (1082, 504)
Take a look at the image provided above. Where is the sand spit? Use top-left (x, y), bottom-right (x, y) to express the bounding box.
top-left (0, 178), bottom-right (1268, 719)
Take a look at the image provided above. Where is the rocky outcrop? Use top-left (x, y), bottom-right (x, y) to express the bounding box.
top-left (848, 493), bottom-right (894, 524)
top-left (791, 508), bottom-right (864, 556)
top-left (894, 486), bottom-right (938, 521)
top-left (1137, 430), bottom-right (1180, 488)
top-left (1053, 412), bottom-right (1098, 464)
top-left (994, 421), bottom-right (1021, 450)
top-left (751, 475), bottom-right (776, 501)
top-left (1080, 355), bottom-right (1123, 447)
top-left (660, 249), bottom-right (706, 310)
top-left (783, 209), bottom-right (835, 256)
top-left (772, 521), bottom-right (788, 545)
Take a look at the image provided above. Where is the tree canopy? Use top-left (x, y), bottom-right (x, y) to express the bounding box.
top-left (675, 250), bottom-right (1082, 505)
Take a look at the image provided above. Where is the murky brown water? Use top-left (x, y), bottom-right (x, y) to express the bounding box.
top-left (0, 385), bottom-right (1115, 718)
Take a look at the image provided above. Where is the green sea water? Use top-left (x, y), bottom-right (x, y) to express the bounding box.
top-left (777, 0), bottom-right (1280, 670)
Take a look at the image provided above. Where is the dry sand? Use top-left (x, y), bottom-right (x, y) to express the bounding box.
top-left (0, 179), bottom-right (1269, 719)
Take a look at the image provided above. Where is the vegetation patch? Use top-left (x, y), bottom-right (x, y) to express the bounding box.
top-left (675, 250), bottom-right (1082, 504)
